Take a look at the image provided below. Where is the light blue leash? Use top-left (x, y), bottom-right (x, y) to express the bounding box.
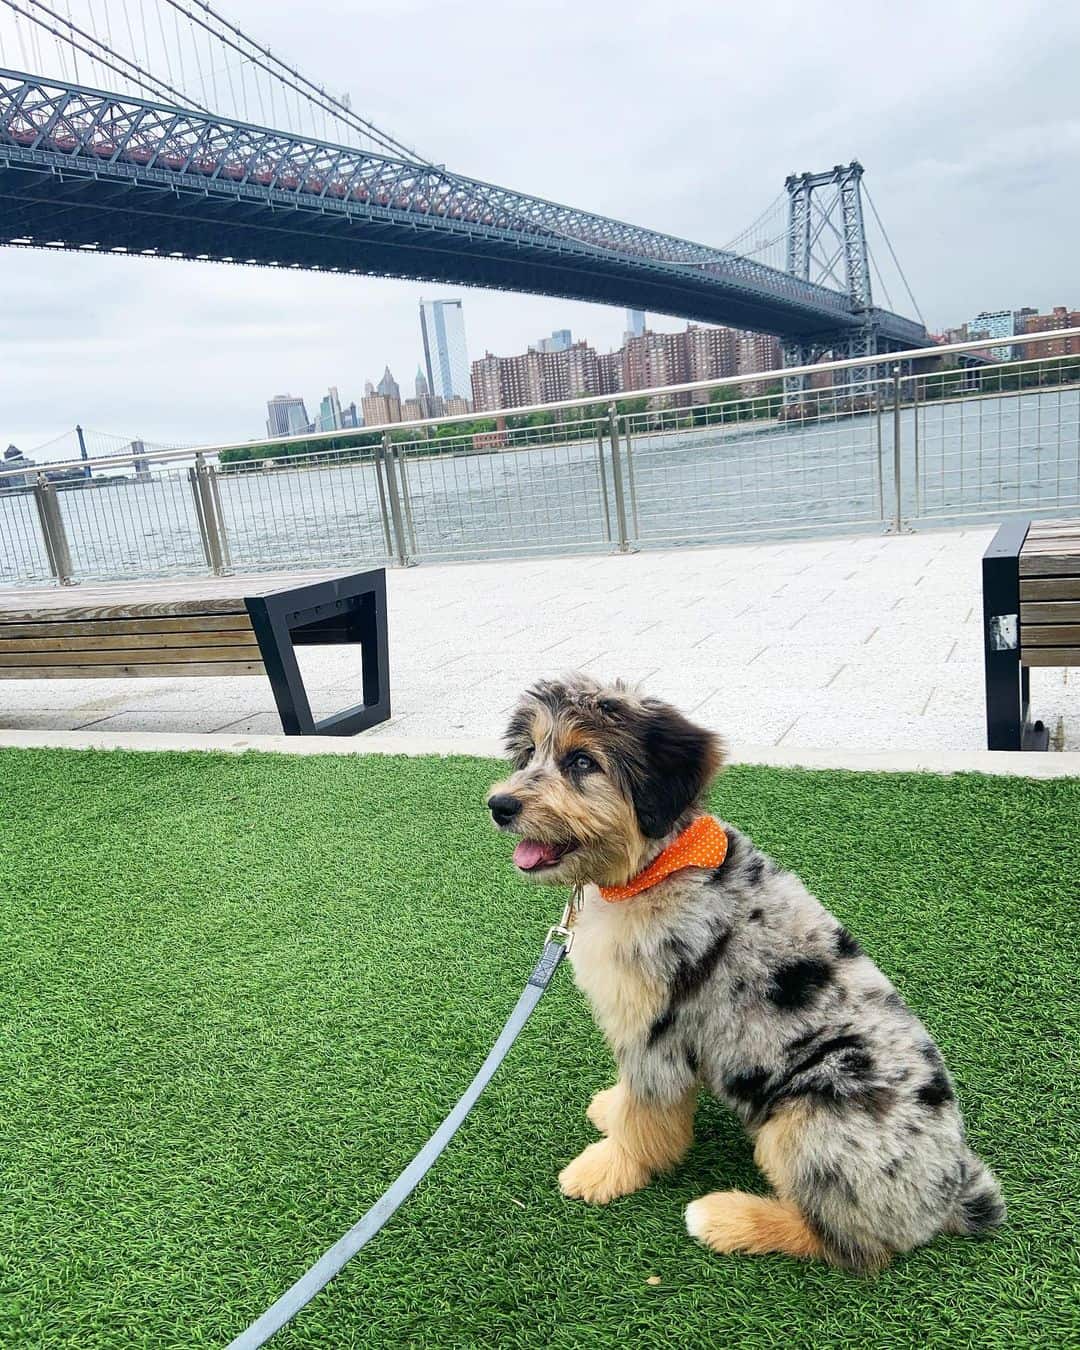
top-left (226, 895), bottom-right (578, 1349)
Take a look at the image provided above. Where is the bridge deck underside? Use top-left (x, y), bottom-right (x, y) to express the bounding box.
top-left (1, 154), bottom-right (867, 340)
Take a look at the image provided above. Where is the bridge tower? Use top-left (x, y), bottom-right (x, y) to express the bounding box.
top-left (782, 161), bottom-right (877, 394)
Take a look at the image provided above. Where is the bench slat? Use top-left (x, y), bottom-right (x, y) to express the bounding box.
top-left (1020, 624), bottom-right (1080, 647)
top-left (0, 645), bottom-right (263, 667)
top-left (0, 632), bottom-right (260, 653)
top-left (0, 616), bottom-right (255, 637)
top-left (1020, 601), bottom-right (1080, 622)
top-left (0, 661), bottom-right (264, 679)
top-left (1022, 647), bottom-right (1080, 667)
top-left (1021, 540), bottom-right (1080, 554)
top-left (1018, 556), bottom-right (1080, 577)
top-left (0, 570), bottom-right (348, 623)
top-left (1024, 517), bottom-right (1080, 532)
top-left (0, 598), bottom-right (251, 622)
top-left (1025, 518), bottom-right (1080, 537)
top-left (1020, 578), bottom-right (1080, 600)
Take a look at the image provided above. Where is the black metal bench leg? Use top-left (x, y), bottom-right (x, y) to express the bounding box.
top-left (1019, 666), bottom-right (1050, 751)
top-left (245, 570), bottom-right (390, 737)
top-left (982, 521), bottom-right (1028, 750)
top-left (354, 585), bottom-right (388, 715)
top-left (247, 604), bottom-right (316, 735)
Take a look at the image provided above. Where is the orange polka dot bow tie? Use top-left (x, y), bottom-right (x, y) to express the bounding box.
top-left (598, 814), bottom-right (729, 902)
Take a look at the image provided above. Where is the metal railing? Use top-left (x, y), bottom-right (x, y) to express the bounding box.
top-left (2, 328), bottom-right (1078, 587)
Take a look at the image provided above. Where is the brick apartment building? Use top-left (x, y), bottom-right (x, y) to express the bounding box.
top-left (471, 340), bottom-right (599, 410)
top-left (471, 322), bottom-right (777, 412)
top-left (1018, 306), bottom-right (1080, 359)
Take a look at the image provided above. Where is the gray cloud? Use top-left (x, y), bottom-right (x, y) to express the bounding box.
top-left (1, 0), bottom-right (1077, 457)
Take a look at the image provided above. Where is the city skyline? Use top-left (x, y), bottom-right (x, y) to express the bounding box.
top-left (1, 0), bottom-right (1076, 455)
top-left (253, 300), bottom-right (1077, 444)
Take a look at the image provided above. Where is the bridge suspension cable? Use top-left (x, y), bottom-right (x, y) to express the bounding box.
top-left (0, 0), bottom-right (210, 109)
top-left (862, 180), bottom-right (924, 327)
top-left (0, 0), bottom-right (429, 158)
top-left (158, 0), bottom-right (428, 162)
top-left (720, 191), bottom-right (788, 268)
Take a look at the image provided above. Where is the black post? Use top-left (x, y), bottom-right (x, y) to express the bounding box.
top-left (982, 519), bottom-right (1029, 750)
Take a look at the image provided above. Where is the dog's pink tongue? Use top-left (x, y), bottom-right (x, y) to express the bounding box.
top-left (514, 839), bottom-right (559, 870)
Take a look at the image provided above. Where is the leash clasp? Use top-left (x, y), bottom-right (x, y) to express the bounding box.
top-left (544, 884), bottom-right (584, 954)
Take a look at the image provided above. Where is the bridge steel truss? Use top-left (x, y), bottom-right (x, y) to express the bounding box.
top-left (0, 70), bottom-right (927, 348)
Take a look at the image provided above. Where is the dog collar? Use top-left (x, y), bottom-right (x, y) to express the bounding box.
top-left (598, 815), bottom-right (728, 902)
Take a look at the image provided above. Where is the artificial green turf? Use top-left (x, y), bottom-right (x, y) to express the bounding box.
top-left (0, 748), bottom-right (1078, 1349)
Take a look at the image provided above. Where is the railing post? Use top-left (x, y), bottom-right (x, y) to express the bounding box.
top-left (607, 403), bottom-right (632, 553)
top-left (891, 366), bottom-right (904, 533)
top-left (189, 452), bottom-right (229, 575)
top-left (623, 416), bottom-right (640, 539)
top-left (393, 443), bottom-right (418, 554)
top-left (595, 427), bottom-right (612, 543)
top-left (372, 443), bottom-right (394, 559)
top-left (911, 371), bottom-right (921, 521)
top-left (206, 462), bottom-right (232, 572)
top-left (32, 475), bottom-right (74, 586)
top-left (379, 434), bottom-right (410, 566)
top-left (875, 382), bottom-right (885, 523)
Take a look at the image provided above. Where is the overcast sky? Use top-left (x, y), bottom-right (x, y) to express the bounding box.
top-left (2, 0), bottom-right (1078, 459)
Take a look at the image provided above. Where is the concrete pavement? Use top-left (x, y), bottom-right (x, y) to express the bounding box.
top-left (1, 527), bottom-right (1076, 752)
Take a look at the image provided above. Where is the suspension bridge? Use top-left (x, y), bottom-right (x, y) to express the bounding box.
top-left (0, 0), bottom-right (928, 365)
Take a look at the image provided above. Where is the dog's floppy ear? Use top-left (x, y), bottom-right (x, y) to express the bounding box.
top-left (629, 700), bottom-right (724, 838)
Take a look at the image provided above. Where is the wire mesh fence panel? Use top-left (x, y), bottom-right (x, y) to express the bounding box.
top-left (55, 472), bottom-right (208, 579)
top-left (623, 380), bottom-right (892, 544)
top-left (0, 486), bottom-right (53, 584)
top-left (397, 421), bottom-right (615, 559)
top-left (911, 361), bottom-right (1080, 524)
top-left (214, 458), bottom-right (392, 570)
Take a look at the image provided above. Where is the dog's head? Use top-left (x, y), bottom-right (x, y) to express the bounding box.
top-left (487, 674), bottom-right (724, 887)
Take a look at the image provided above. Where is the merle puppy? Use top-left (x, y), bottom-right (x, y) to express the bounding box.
top-left (486, 674), bottom-right (1004, 1270)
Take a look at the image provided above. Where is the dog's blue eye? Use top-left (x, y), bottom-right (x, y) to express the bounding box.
top-left (569, 752), bottom-right (596, 774)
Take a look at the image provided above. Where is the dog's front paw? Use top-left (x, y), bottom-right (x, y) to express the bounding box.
top-left (558, 1139), bottom-right (649, 1205)
top-left (586, 1085), bottom-right (621, 1135)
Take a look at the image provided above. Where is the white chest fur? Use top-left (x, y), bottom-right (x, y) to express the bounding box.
top-left (568, 886), bottom-right (666, 1058)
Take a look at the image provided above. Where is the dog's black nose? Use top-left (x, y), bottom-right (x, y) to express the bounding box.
top-left (488, 793), bottom-right (522, 826)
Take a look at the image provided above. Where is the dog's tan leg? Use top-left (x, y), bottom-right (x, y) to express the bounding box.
top-left (560, 1084), bottom-right (696, 1205)
top-left (686, 1191), bottom-right (826, 1259)
top-left (586, 1083), bottom-right (623, 1135)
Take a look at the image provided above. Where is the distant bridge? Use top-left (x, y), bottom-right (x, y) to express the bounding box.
top-left (0, 69), bottom-right (927, 356)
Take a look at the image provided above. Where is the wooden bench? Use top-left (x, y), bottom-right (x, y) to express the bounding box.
top-left (982, 518), bottom-right (1079, 749)
top-left (0, 568), bottom-right (390, 736)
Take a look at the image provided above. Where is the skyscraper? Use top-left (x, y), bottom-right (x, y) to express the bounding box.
top-left (533, 329), bottom-right (572, 353)
top-left (624, 309), bottom-right (646, 340)
top-left (376, 366), bottom-right (401, 401)
top-left (266, 394), bottom-right (310, 437)
top-left (317, 386), bottom-right (343, 432)
top-left (420, 299), bottom-right (470, 400)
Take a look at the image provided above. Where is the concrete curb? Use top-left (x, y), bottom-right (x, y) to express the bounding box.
top-left (1, 728), bottom-right (1078, 777)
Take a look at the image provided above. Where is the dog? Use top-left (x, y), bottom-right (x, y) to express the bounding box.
top-left (486, 674), bottom-right (1004, 1271)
